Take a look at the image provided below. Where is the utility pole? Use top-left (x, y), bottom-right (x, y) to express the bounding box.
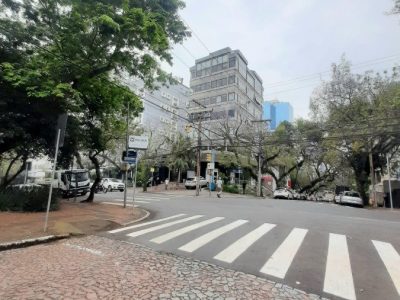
top-left (387, 154), bottom-right (394, 210)
top-left (196, 115), bottom-right (202, 196)
top-left (123, 101), bottom-right (129, 208)
top-left (369, 141), bottom-right (377, 207)
top-left (251, 119), bottom-right (270, 197)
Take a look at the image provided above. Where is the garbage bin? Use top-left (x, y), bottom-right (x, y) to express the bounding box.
top-left (209, 182), bottom-right (216, 191)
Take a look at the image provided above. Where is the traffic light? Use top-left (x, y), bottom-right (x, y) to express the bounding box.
top-left (206, 153), bottom-right (212, 162)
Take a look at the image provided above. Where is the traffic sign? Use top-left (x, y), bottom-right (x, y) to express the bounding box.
top-left (128, 135), bottom-right (149, 150)
top-left (122, 150), bottom-right (137, 164)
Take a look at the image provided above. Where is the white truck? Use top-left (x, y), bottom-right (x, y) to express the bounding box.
top-left (38, 169), bottom-right (90, 198)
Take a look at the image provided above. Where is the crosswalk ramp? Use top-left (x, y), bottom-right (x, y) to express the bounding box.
top-left (107, 213), bottom-right (400, 300)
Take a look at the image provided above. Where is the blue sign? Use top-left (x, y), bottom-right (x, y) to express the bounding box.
top-left (124, 157), bottom-right (136, 164)
top-left (123, 150), bottom-right (137, 164)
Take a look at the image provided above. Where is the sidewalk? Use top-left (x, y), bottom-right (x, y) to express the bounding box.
top-left (0, 235), bottom-right (325, 300)
top-left (0, 200), bottom-right (147, 244)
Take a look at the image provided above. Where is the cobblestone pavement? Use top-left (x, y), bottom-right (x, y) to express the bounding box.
top-left (0, 236), bottom-right (327, 300)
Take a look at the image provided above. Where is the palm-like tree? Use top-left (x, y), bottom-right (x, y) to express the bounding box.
top-left (167, 133), bottom-right (195, 183)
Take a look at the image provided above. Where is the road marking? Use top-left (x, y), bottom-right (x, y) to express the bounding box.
top-left (260, 228), bottom-right (308, 279)
top-left (114, 198), bottom-right (161, 202)
top-left (101, 202), bottom-right (139, 208)
top-left (214, 223), bottom-right (276, 263)
top-left (150, 217), bottom-right (225, 244)
top-left (127, 215), bottom-right (203, 238)
top-left (178, 220), bottom-right (248, 253)
top-left (108, 214), bottom-right (186, 234)
top-left (323, 233), bottom-right (356, 300)
top-left (372, 240), bottom-right (400, 296)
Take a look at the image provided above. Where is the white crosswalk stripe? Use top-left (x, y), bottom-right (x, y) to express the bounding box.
top-left (178, 220), bottom-right (248, 253)
top-left (150, 217), bottom-right (225, 244)
top-left (260, 228), bottom-right (308, 279)
top-left (372, 240), bottom-right (400, 296)
top-left (108, 214), bottom-right (186, 234)
top-left (106, 212), bottom-right (398, 299)
top-left (127, 215), bottom-right (203, 238)
top-left (323, 233), bottom-right (356, 300)
top-left (214, 223), bottom-right (276, 263)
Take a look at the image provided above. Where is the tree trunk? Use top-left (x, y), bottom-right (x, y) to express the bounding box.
top-left (82, 152), bottom-right (101, 203)
top-left (351, 152), bottom-right (370, 205)
top-left (1, 157), bottom-right (26, 189)
top-left (178, 169), bottom-right (181, 183)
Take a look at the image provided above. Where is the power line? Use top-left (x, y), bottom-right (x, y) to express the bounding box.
top-left (179, 15), bottom-right (210, 54)
top-left (263, 52), bottom-right (400, 88)
top-left (180, 43), bottom-right (197, 61)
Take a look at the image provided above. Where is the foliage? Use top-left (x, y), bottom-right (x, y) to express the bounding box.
top-left (0, 0), bottom-right (189, 198)
top-left (166, 133), bottom-right (195, 182)
top-left (310, 56), bottom-right (400, 202)
top-left (223, 184), bottom-right (239, 194)
top-left (0, 185), bottom-right (59, 212)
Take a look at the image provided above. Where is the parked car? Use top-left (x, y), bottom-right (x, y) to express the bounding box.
top-left (336, 191), bottom-right (364, 207)
top-left (101, 178), bottom-right (125, 192)
top-left (273, 188), bottom-right (294, 199)
top-left (334, 193), bottom-right (343, 203)
top-left (185, 177), bottom-right (208, 189)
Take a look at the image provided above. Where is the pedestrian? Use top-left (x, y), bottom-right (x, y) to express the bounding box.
top-left (165, 178), bottom-right (169, 190)
top-left (216, 177), bottom-right (223, 198)
top-left (242, 181), bottom-right (247, 194)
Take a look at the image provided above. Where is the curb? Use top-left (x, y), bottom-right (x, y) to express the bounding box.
top-left (0, 234), bottom-right (70, 252)
top-left (122, 208), bottom-right (150, 226)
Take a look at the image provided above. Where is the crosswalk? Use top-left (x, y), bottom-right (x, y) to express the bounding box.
top-left (100, 194), bottom-right (171, 207)
top-left (107, 213), bottom-right (400, 300)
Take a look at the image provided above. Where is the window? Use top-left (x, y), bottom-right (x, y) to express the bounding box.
top-left (210, 97), bottom-right (217, 104)
top-left (204, 98), bottom-right (210, 105)
top-left (228, 92), bottom-right (235, 101)
top-left (228, 109), bottom-right (235, 118)
top-left (229, 57), bottom-right (236, 68)
top-left (221, 94), bottom-right (227, 102)
top-left (218, 56), bottom-right (223, 64)
top-left (216, 95), bottom-right (221, 103)
top-left (196, 70), bottom-right (202, 77)
top-left (211, 80), bottom-right (217, 88)
top-left (228, 75), bottom-right (235, 84)
top-left (222, 78), bottom-right (227, 86)
top-left (212, 58), bottom-right (217, 66)
top-left (191, 70), bottom-right (196, 78)
top-left (223, 55), bottom-right (228, 63)
top-left (212, 65), bottom-right (218, 72)
top-left (222, 62), bottom-right (228, 69)
top-left (218, 79), bottom-right (223, 87)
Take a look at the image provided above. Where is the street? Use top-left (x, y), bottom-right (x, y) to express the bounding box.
top-left (95, 189), bottom-right (400, 300)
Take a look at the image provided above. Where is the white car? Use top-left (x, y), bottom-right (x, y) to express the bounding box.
top-left (102, 178), bottom-right (125, 192)
top-left (185, 177), bottom-right (208, 189)
top-left (273, 188), bottom-right (294, 199)
top-left (336, 191), bottom-right (363, 207)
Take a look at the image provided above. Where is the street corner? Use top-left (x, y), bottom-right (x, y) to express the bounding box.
top-left (0, 235), bottom-right (325, 300)
top-left (0, 200), bottom-right (148, 246)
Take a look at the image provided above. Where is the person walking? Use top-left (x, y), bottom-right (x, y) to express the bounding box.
top-left (216, 177), bottom-right (223, 198)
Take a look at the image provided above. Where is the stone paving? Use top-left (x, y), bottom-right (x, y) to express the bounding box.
top-left (0, 235), bottom-right (327, 300)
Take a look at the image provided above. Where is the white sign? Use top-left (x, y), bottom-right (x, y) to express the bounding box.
top-left (207, 163), bottom-right (215, 170)
top-left (128, 135), bottom-right (149, 150)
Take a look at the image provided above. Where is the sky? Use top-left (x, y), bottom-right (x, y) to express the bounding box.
top-left (162, 0), bottom-right (400, 119)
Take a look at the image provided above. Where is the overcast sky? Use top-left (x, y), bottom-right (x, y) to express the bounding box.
top-left (163, 0), bottom-right (400, 119)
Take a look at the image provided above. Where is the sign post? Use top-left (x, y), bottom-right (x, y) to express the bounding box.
top-left (44, 114), bottom-right (68, 232)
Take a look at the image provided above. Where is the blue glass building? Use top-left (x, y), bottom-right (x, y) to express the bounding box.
top-left (263, 101), bottom-right (293, 130)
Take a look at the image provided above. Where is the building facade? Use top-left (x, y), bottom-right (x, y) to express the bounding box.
top-left (263, 100), bottom-right (293, 130)
top-left (189, 47), bottom-right (264, 141)
top-left (126, 77), bottom-right (191, 140)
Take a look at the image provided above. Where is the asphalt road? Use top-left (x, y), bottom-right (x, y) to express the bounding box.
top-left (94, 189), bottom-right (400, 300)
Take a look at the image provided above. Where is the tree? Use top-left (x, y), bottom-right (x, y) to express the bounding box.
top-left (0, 0), bottom-right (190, 197)
top-left (310, 57), bottom-right (400, 203)
top-left (166, 133), bottom-right (195, 183)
